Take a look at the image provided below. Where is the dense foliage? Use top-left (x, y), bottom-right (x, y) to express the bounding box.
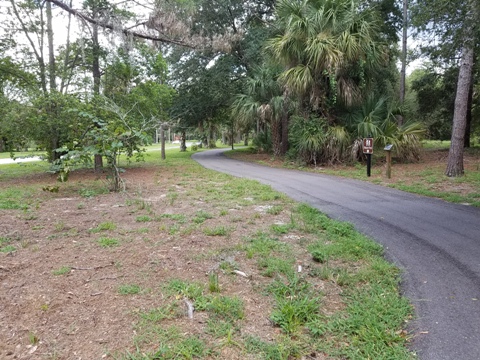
top-left (0, 0), bottom-right (478, 180)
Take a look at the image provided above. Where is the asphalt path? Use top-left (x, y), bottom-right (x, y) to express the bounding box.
top-left (193, 148), bottom-right (480, 360)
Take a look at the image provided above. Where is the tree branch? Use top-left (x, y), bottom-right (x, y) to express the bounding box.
top-left (45, 0), bottom-right (195, 48)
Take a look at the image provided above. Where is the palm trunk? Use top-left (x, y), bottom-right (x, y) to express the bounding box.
top-left (280, 88), bottom-right (290, 155)
top-left (271, 118), bottom-right (281, 157)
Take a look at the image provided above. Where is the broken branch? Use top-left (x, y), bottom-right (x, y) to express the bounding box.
top-left (46, 0), bottom-right (195, 48)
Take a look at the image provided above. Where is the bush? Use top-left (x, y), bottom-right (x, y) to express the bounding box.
top-left (252, 131), bottom-right (272, 153)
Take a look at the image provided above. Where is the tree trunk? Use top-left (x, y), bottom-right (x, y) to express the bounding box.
top-left (398, 0), bottom-right (408, 126)
top-left (92, 21), bottom-right (101, 95)
top-left (445, 44), bottom-right (474, 177)
top-left (46, 0), bottom-right (56, 92)
top-left (208, 123), bottom-right (216, 148)
top-left (465, 82), bottom-right (473, 148)
top-left (280, 89), bottom-right (290, 155)
top-left (180, 131), bottom-right (187, 152)
top-left (160, 124), bottom-right (167, 160)
top-left (92, 8), bottom-right (103, 171)
top-left (271, 118), bottom-right (281, 157)
top-left (9, 0), bottom-right (47, 93)
top-left (60, 0), bottom-right (73, 93)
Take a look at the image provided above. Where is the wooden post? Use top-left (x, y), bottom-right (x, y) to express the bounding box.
top-left (384, 144), bottom-right (393, 179)
top-left (386, 151), bottom-right (392, 179)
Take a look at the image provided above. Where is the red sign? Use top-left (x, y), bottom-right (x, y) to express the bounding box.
top-left (363, 138), bottom-right (373, 154)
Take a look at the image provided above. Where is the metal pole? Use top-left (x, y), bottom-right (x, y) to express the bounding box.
top-left (367, 154), bottom-right (371, 177)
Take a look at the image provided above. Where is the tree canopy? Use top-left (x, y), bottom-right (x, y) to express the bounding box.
top-left (0, 0), bottom-right (478, 181)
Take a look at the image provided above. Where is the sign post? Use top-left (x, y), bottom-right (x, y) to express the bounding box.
top-left (363, 137), bottom-right (373, 177)
top-left (384, 144), bottom-right (393, 179)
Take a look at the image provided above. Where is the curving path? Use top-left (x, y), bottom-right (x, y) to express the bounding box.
top-left (193, 148), bottom-right (480, 360)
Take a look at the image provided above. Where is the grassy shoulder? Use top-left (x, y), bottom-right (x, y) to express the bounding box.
top-left (227, 144), bottom-right (480, 207)
top-left (0, 148), bottom-right (415, 359)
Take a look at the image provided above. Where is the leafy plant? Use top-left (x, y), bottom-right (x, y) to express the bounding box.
top-left (311, 249), bottom-right (327, 263)
top-left (53, 103), bottom-right (154, 191)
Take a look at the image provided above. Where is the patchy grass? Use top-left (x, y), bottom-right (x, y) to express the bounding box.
top-left (118, 284), bottom-right (142, 295)
top-left (90, 221), bottom-right (117, 233)
top-left (0, 148), bottom-right (414, 359)
top-left (97, 237), bottom-right (120, 248)
top-left (52, 266), bottom-right (71, 276)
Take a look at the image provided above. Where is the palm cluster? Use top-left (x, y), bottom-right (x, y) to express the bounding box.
top-left (233, 0), bottom-right (423, 164)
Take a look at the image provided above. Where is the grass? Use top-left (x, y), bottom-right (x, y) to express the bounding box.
top-left (97, 237), bottom-right (120, 247)
top-left (202, 225), bottom-right (231, 236)
top-left (0, 244), bottom-right (16, 253)
top-left (192, 210), bottom-right (213, 224)
top-left (90, 221), bottom-right (117, 233)
top-left (52, 266), bottom-right (71, 276)
top-left (0, 187), bottom-right (35, 210)
top-left (389, 182), bottom-right (480, 207)
top-left (0, 146), bottom-right (415, 359)
top-left (157, 213), bottom-right (187, 223)
top-left (136, 215), bottom-right (152, 222)
top-left (208, 273), bottom-right (220, 293)
top-left (118, 284), bottom-right (142, 295)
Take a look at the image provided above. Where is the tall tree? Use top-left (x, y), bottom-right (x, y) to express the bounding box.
top-left (398, 0), bottom-right (408, 126)
top-left (8, 0), bottom-right (49, 93)
top-left (231, 65), bottom-right (285, 155)
top-left (445, 34), bottom-right (475, 176)
top-left (267, 0), bottom-right (389, 155)
top-left (412, 0), bottom-right (479, 177)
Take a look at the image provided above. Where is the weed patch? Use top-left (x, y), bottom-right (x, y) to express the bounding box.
top-left (97, 237), bottom-right (120, 247)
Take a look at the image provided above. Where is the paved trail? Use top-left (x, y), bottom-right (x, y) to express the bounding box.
top-left (193, 149), bottom-right (480, 360)
top-left (0, 156), bottom-right (43, 165)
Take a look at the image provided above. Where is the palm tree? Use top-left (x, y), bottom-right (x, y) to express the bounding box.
top-left (346, 95), bottom-right (425, 161)
top-left (231, 65), bottom-right (286, 156)
top-left (267, 0), bottom-right (385, 117)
